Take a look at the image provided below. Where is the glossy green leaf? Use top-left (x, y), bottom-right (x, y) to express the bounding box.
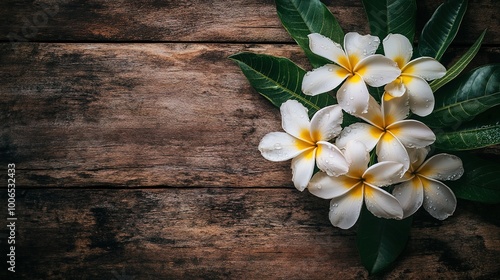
top-left (418, 0), bottom-right (467, 60)
top-left (362, 0), bottom-right (417, 44)
top-left (422, 65), bottom-right (500, 128)
top-left (357, 207), bottom-right (412, 275)
top-left (275, 0), bottom-right (344, 68)
top-left (447, 153), bottom-right (500, 203)
top-left (229, 52), bottom-right (335, 117)
top-left (434, 116), bottom-right (500, 150)
top-left (430, 29), bottom-right (486, 92)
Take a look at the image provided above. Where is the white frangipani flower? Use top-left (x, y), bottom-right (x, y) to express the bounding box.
top-left (258, 100), bottom-right (349, 191)
top-left (302, 32), bottom-right (401, 114)
top-left (336, 92), bottom-right (436, 172)
top-left (393, 147), bottom-right (463, 219)
top-left (383, 33), bottom-right (446, 116)
top-left (308, 141), bottom-right (405, 229)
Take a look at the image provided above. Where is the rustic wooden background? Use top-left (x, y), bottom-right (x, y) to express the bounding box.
top-left (1, 0), bottom-right (499, 279)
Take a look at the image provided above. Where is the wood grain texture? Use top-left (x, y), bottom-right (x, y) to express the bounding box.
top-left (1, 0), bottom-right (499, 278)
top-left (1, 43), bottom-right (499, 188)
top-left (1, 188), bottom-right (499, 279)
top-left (1, 0), bottom-right (498, 44)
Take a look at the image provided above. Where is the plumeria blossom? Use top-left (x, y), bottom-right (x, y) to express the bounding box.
top-left (258, 100), bottom-right (349, 191)
top-left (308, 141), bottom-right (405, 229)
top-left (383, 33), bottom-right (447, 116)
top-left (302, 32), bottom-right (401, 114)
top-left (336, 92), bottom-right (436, 172)
top-left (393, 147), bottom-right (464, 219)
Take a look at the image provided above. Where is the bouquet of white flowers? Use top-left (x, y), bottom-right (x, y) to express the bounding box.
top-left (231, 0), bottom-right (499, 274)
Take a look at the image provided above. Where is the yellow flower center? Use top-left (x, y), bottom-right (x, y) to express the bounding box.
top-left (294, 128), bottom-right (318, 160)
top-left (393, 56), bottom-right (406, 69)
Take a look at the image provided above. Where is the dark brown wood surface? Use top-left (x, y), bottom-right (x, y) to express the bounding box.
top-left (1, 0), bottom-right (499, 279)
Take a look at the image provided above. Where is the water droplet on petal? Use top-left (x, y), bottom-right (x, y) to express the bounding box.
top-left (274, 143), bottom-right (282, 150)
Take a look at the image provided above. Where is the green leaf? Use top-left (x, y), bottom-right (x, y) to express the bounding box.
top-left (229, 52), bottom-right (335, 117)
top-left (342, 112), bottom-right (361, 127)
top-left (447, 153), bottom-right (500, 203)
top-left (275, 0), bottom-right (344, 68)
top-left (357, 207), bottom-right (412, 275)
top-left (362, 0), bottom-right (417, 44)
top-left (434, 115), bottom-right (500, 151)
top-left (430, 29), bottom-right (486, 92)
top-left (417, 0), bottom-right (467, 60)
top-left (421, 64), bottom-right (500, 128)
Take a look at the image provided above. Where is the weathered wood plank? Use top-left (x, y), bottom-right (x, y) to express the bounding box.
top-left (1, 188), bottom-right (499, 279)
top-left (1, 43), bottom-right (499, 187)
top-left (0, 43), bottom-right (299, 187)
top-left (1, 0), bottom-right (498, 44)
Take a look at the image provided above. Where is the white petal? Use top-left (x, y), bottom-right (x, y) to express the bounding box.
top-left (393, 177), bottom-right (424, 219)
top-left (382, 33), bottom-right (413, 68)
top-left (381, 92), bottom-right (410, 125)
top-left (403, 75), bottom-right (435, 116)
top-left (384, 79), bottom-right (406, 97)
top-left (417, 153), bottom-right (464, 181)
top-left (258, 132), bottom-right (310, 161)
top-left (308, 172), bottom-right (360, 199)
top-left (308, 33), bottom-right (348, 68)
top-left (421, 178), bottom-right (457, 220)
top-left (310, 104), bottom-right (343, 141)
top-left (355, 55), bottom-right (401, 87)
top-left (291, 149), bottom-right (316, 191)
top-left (363, 161), bottom-right (405, 186)
top-left (302, 64), bottom-right (349, 96)
top-left (280, 100), bottom-right (311, 141)
top-left (336, 123), bottom-right (383, 152)
top-left (336, 74), bottom-right (370, 114)
top-left (316, 142), bottom-right (349, 176)
top-left (404, 57), bottom-right (446, 80)
top-left (364, 185), bottom-right (404, 219)
top-left (329, 185), bottom-right (364, 229)
top-left (342, 140), bottom-right (370, 178)
top-left (376, 132), bottom-right (410, 171)
top-left (388, 120), bottom-right (436, 148)
top-left (354, 94), bottom-right (384, 128)
top-left (407, 146), bottom-right (431, 168)
top-left (344, 32), bottom-right (380, 63)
